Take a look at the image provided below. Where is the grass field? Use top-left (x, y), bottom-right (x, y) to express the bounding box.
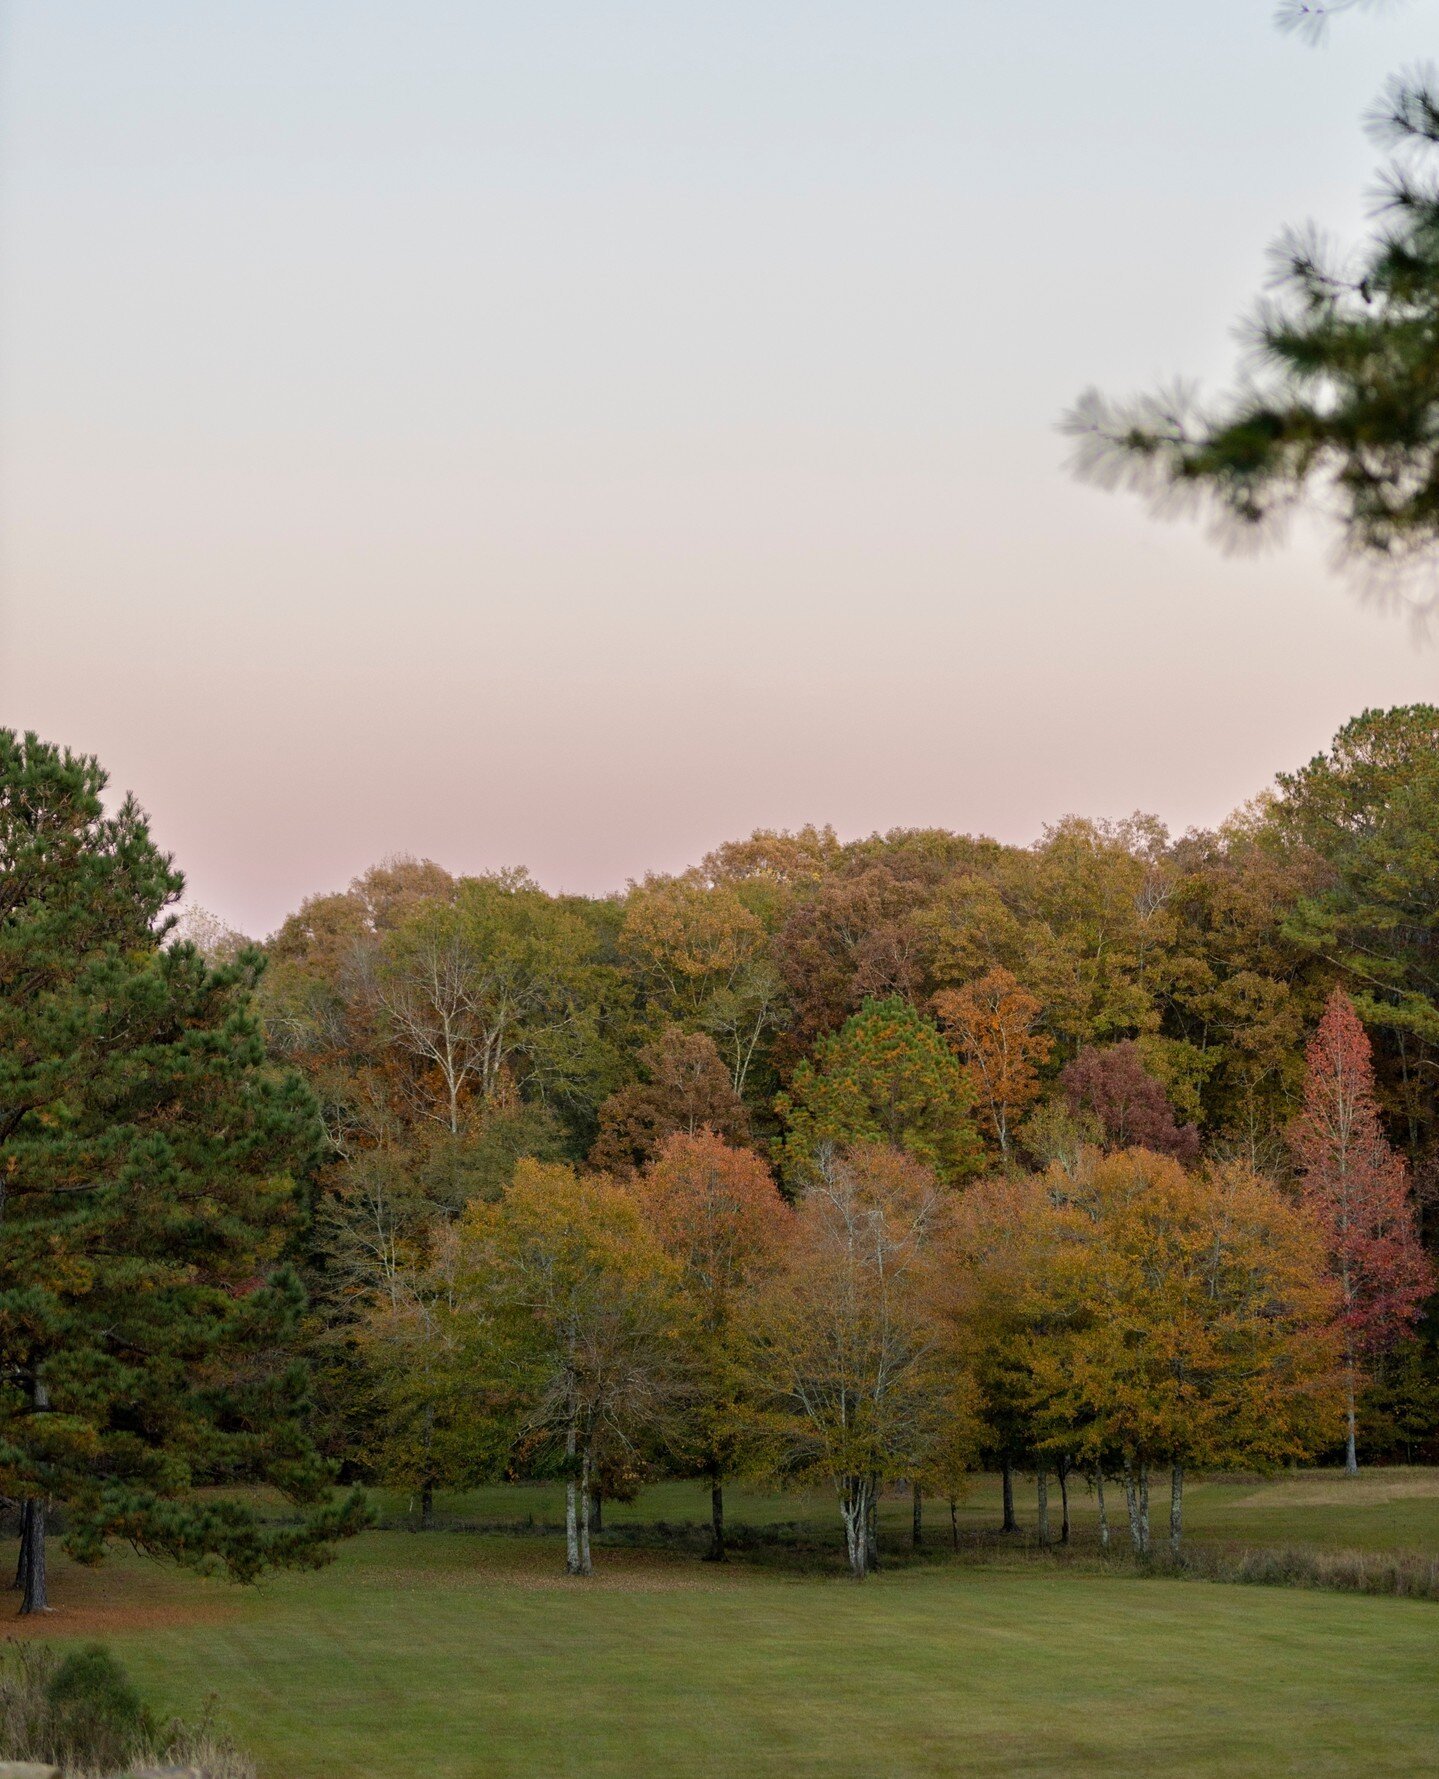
top-left (368, 1463), bottom-right (1439, 1554)
top-left (6, 1469), bottom-right (1437, 1779)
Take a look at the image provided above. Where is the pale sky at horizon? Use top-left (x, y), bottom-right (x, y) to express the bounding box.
top-left (3, 2), bottom-right (1438, 937)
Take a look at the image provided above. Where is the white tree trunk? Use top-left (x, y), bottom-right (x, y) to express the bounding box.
top-left (564, 1418), bottom-right (582, 1575)
top-left (839, 1477), bottom-right (872, 1578)
top-left (1122, 1453), bottom-right (1149, 1556)
top-left (1095, 1470), bottom-right (1109, 1551)
top-left (1169, 1461), bottom-right (1184, 1559)
top-left (577, 1446), bottom-right (593, 1576)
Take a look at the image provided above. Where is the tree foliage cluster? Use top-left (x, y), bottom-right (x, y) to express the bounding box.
top-left (245, 709), bottom-right (1439, 1571)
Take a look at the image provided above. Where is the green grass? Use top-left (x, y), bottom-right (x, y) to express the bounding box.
top-left (370, 1464), bottom-right (1439, 1555)
top-left (9, 1469), bottom-right (1436, 1778)
top-left (18, 1532), bottom-right (1436, 1779)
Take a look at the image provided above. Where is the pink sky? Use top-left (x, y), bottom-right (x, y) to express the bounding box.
top-left (4, 4), bottom-right (1435, 936)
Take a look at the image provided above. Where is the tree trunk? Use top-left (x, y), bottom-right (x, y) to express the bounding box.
top-left (1345, 1370), bottom-right (1360, 1477)
top-left (1122, 1453), bottom-right (1148, 1557)
top-left (420, 1478), bottom-right (435, 1530)
top-left (1057, 1458), bottom-right (1071, 1546)
top-left (912, 1480), bottom-right (923, 1549)
top-left (1036, 1470), bottom-right (1051, 1546)
top-left (12, 1504), bottom-right (28, 1590)
top-left (18, 1499), bottom-right (48, 1616)
top-left (1095, 1470), bottom-right (1109, 1551)
top-left (949, 1498), bottom-right (960, 1551)
top-left (839, 1476), bottom-right (872, 1579)
top-left (577, 1448), bottom-right (593, 1576)
top-left (564, 1419), bottom-right (582, 1575)
top-left (707, 1475), bottom-right (726, 1562)
top-left (1138, 1462), bottom-right (1150, 1556)
top-left (1001, 1457), bottom-right (1016, 1533)
top-left (1169, 1461), bottom-right (1184, 1559)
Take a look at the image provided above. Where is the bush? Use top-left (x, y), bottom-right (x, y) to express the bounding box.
top-left (46, 1644), bottom-right (155, 1771)
top-left (0, 1640), bottom-right (254, 1778)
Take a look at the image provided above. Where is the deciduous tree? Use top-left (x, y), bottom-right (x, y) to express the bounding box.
top-left (589, 1029), bottom-right (750, 1174)
top-left (1289, 989), bottom-right (1432, 1472)
top-left (934, 968), bottom-right (1052, 1156)
top-left (748, 1146), bottom-right (978, 1577)
top-left (631, 1132), bottom-right (789, 1558)
top-left (1061, 1041), bottom-right (1200, 1162)
top-left (455, 1162), bottom-right (684, 1574)
top-left (1022, 1151), bottom-right (1343, 1556)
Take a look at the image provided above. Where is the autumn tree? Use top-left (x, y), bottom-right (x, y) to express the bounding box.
top-left (455, 1162), bottom-right (684, 1574)
top-left (0, 733), bottom-right (365, 1616)
top-left (1022, 1151), bottom-right (1343, 1556)
top-left (776, 997), bottom-right (982, 1188)
top-left (1061, 1042), bottom-right (1200, 1162)
top-left (934, 968), bottom-right (1052, 1156)
top-left (749, 1146), bottom-right (978, 1577)
top-left (349, 1221), bottom-right (511, 1526)
top-left (943, 1173), bottom-right (1060, 1533)
top-left (631, 1132), bottom-right (789, 1557)
top-left (926, 818), bottom-right (1178, 1062)
top-left (620, 873), bottom-right (783, 1095)
top-left (1289, 990), bottom-right (1433, 1473)
top-left (589, 1028), bottom-right (750, 1174)
top-left (770, 866), bottom-right (932, 1067)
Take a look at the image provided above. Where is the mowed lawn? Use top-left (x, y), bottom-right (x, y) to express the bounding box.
top-left (7, 1473), bottom-right (1438, 1779)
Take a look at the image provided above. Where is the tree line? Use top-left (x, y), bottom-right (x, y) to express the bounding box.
top-left (2, 709), bottom-right (1436, 1603)
top-left (245, 705), bottom-right (1436, 1574)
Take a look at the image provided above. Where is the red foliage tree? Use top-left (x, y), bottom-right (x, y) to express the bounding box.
top-left (1060, 1041), bottom-right (1199, 1163)
top-left (1290, 990), bottom-right (1433, 1473)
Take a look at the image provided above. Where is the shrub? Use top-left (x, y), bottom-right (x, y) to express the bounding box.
top-left (46, 1643), bottom-right (155, 1772)
top-left (0, 1641), bottom-right (255, 1778)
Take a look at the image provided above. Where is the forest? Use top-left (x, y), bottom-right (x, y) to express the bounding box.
top-left (197, 702), bottom-right (1438, 1578)
top-left (3, 703), bottom-right (1436, 1614)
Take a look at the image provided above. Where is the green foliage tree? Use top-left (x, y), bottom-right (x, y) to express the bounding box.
top-left (0, 733), bottom-right (365, 1615)
top-left (454, 1161), bottom-right (685, 1575)
top-left (775, 997), bottom-right (982, 1187)
top-left (1271, 706), bottom-right (1439, 1157)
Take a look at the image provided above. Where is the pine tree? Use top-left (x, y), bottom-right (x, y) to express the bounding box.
top-left (1066, 66), bottom-right (1439, 609)
top-left (1289, 990), bottom-right (1433, 1474)
top-left (0, 733), bottom-right (365, 1613)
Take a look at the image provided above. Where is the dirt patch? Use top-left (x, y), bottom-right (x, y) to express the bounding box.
top-left (0, 1549), bottom-right (238, 1640)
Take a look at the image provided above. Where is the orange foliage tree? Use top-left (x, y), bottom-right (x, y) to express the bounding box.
top-left (630, 1132), bottom-right (790, 1558)
top-left (1021, 1150), bottom-right (1342, 1555)
top-left (933, 968), bottom-right (1052, 1156)
top-left (749, 1145), bottom-right (979, 1577)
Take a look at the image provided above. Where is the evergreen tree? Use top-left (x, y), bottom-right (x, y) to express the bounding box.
top-left (0, 733), bottom-right (365, 1614)
top-left (1067, 66), bottom-right (1439, 607)
top-left (775, 997), bottom-right (982, 1188)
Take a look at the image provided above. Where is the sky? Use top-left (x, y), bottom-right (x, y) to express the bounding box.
top-left (3, 2), bottom-right (1438, 937)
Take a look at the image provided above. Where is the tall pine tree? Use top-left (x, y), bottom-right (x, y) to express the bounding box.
top-left (0, 733), bottom-right (365, 1613)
